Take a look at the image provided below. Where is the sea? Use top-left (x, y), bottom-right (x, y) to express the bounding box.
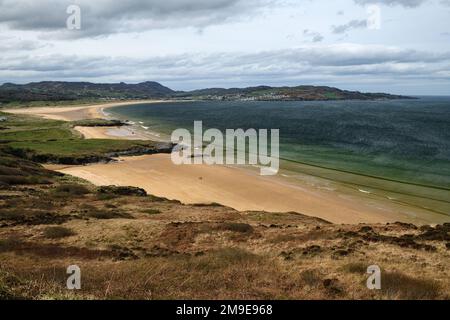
top-left (110, 96), bottom-right (450, 218)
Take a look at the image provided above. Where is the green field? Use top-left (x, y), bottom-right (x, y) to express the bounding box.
top-left (0, 111), bottom-right (164, 163)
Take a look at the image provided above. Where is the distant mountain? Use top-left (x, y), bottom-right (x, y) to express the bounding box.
top-left (0, 81), bottom-right (413, 103)
top-left (0, 81), bottom-right (175, 102)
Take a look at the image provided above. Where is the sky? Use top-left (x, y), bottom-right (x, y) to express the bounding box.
top-left (0, 0), bottom-right (449, 94)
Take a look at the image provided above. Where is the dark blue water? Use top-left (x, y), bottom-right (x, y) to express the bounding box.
top-left (112, 97), bottom-right (450, 188)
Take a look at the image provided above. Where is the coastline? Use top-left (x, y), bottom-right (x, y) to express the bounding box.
top-left (4, 100), bottom-right (170, 141)
top-left (5, 101), bottom-right (448, 225)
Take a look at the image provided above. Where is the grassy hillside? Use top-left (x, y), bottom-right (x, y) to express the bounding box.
top-left (0, 81), bottom-right (174, 103)
top-left (178, 85), bottom-right (413, 101)
top-left (0, 81), bottom-right (412, 104)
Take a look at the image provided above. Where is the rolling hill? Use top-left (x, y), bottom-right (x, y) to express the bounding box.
top-left (0, 81), bottom-right (413, 103)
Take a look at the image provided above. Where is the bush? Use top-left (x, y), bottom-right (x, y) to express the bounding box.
top-left (83, 209), bottom-right (133, 220)
top-left (43, 226), bottom-right (76, 239)
top-left (0, 208), bottom-right (70, 225)
top-left (0, 175), bottom-right (30, 185)
top-left (0, 209), bottom-right (24, 221)
top-left (97, 186), bottom-right (147, 197)
top-left (220, 223), bottom-right (254, 234)
top-left (71, 119), bottom-right (127, 127)
top-left (54, 184), bottom-right (90, 196)
top-left (143, 209), bottom-right (162, 215)
top-left (96, 193), bottom-right (117, 201)
top-left (193, 203), bottom-right (224, 208)
top-left (0, 237), bottom-right (22, 252)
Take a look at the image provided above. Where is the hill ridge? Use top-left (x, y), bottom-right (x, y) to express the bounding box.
top-left (0, 81), bottom-right (414, 103)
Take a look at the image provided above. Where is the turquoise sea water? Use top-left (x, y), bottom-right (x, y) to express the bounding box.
top-left (111, 97), bottom-right (450, 217)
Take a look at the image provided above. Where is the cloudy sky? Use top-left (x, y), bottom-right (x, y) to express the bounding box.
top-left (0, 0), bottom-right (449, 94)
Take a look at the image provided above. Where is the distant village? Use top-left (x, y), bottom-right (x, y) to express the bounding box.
top-left (197, 93), bottom-right (292, 101)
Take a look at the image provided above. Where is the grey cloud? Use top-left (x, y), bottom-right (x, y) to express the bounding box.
top-left (0, 0), bottom-right (274, 38)
top-left (0, 36), bottom-right (49, 52)
top-left (1, 45), bottom-right (449, 88)
top-left (332, 20), bottom-right (367, 34)
top-left (354, 0), bottom-right (428, 7)
top-left (303, 29), bottom-right (324, 43)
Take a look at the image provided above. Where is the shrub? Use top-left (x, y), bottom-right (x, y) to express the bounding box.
top-left (71, 119), bottom-right (127, 127)
top-left (0, 208), bottom-right (24, 221)
top-left (143, 209), bottom-right (162, 215)
top-left (0, 175), bottom-right (30, 185)
top-left (97, 186), bottom-right (147, 197)
top-left (104, 203), bottom-right (118, 209)
top-left (96, 193), bottom-right (117, 201)
top-left (220, 223), bottom-right (254, 234)
top-left (83, 209), bottom-right (132, 220)
top-left (0, 237), bottom-right (22, 252)
top-left (43, 226), bottom-right (76, 239)
top-left (193, 203), bottom-right (224, 208)
top-left (54, 184), bottom-right (90, 196)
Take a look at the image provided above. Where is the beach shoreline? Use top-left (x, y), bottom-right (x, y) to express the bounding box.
top-left (4, 100), bottom-right (172, 141)
top-left (5, 101), bottom-right (447, 225)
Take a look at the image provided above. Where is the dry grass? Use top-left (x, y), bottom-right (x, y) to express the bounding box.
top-left (382, 271), bottom-right (442, 300)
top-left (142, 209), bottom-right (162, 215)
top-left (53, 184), bottom-right (90, 196)
top-left (42, 226), bottom-right (76, 239)
top-left (341, 262), bottom-right (368, 274)
top-left (219, 222), bottom-right (254, 234)
top-left (300, 269), bottom-right (323, 287)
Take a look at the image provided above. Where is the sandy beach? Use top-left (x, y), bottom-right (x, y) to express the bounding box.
top-left (4, 100), bottom-right (166, 140)
top-left (4, 100), bottom-right (163, 121)
top-left (58, 153), bottom-right (446, 224)
top-left (5, 101), bottom-right (444, 224)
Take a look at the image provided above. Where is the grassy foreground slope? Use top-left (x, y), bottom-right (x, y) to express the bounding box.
top-left (0, 112), bottom-right (449, 300)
